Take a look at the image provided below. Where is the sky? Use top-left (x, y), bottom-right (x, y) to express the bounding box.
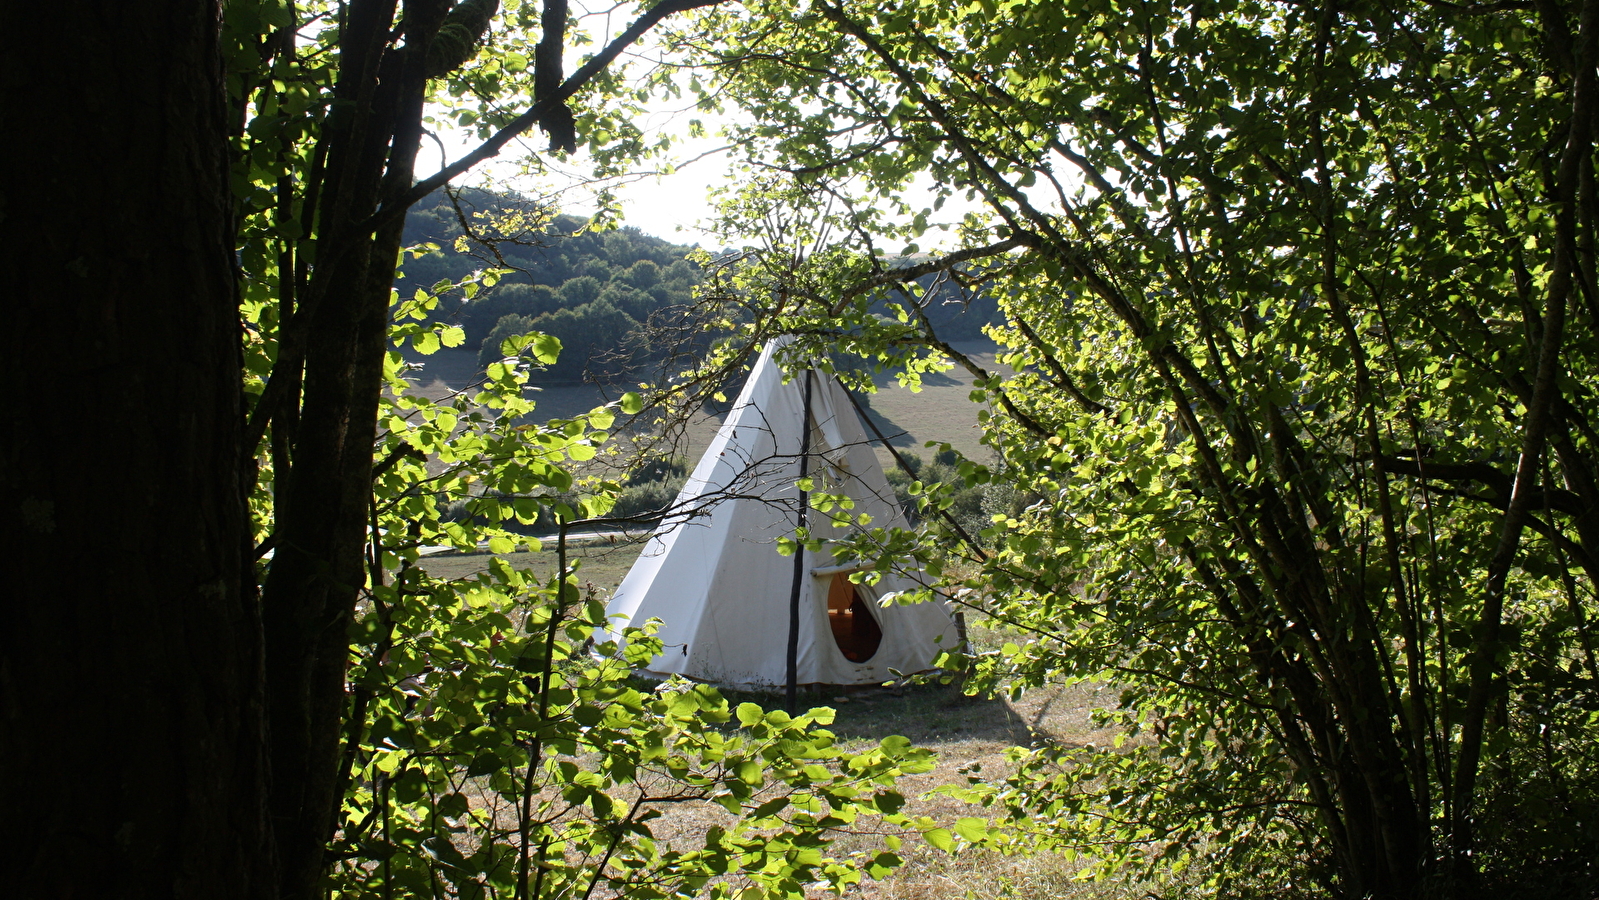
top-left (416, 115), bottom-right (990, 256)
top-left (410, 2), bottom-right (740, 247)
top-left (415, 108), bottom-right (736, 246)
top-left (408, 1), bottom-right (1009, 252)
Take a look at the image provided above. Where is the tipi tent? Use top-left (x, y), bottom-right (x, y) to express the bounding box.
top-left (606, 339), bottom-right (959, 689)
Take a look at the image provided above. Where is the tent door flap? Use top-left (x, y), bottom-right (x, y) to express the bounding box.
top-left (825, 573), bottom-right (882, 663)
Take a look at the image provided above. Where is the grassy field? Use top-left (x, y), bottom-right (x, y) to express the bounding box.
top-left (400, 340), bottom-right (1003, 467)
top-left (418, 536), bottom-right (646, 595)
top-left (593, 636), bottom-right (1154, 900)
top-left (698, 672), bottom-right (1143, 900)
top-left (853, 339), bottom-right (1005, 467)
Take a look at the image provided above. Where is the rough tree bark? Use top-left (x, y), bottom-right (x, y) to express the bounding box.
top-left (0, 1), bottom-right (271, 898)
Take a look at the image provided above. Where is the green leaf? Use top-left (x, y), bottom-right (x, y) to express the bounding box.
top-left (866, 852), bottom-right (902, 879)
top-left (953, 817), bottom-right (988, 842)
top-left (736, 759), bottom-right (764, 785)
top-left (532, 333), bottom-right (562, 365)
top-left (736, 702), bottom-right (764, 727)
top-left (750, 795), bottom-right (789, 818)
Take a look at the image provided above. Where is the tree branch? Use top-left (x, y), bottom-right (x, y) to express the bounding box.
top-left (376, 0), bottom-right (728, 228)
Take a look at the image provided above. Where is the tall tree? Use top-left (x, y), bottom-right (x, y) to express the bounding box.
top-left (0, 1), bottom-right (268, 895)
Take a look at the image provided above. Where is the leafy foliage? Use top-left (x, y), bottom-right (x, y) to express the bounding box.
top-left (481, 295), bottom-right (640, 379)
top-left (883, 449), bottom-right (1004, 536)
top-left (333, 551), bottom-right (937, 899)
top-left (671, 0), bottom-right (1599, 895)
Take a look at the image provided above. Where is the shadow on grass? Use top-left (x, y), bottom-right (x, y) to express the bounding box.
top-left (710, 679), bottom-right (1036, 749)
top-left (856, 403), bottom-right (919, 448)
top-left (852, 367), bottom-right (965, 392)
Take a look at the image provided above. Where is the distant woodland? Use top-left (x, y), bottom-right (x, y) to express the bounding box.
top-left (400, 188), bottom-right (1002, 382)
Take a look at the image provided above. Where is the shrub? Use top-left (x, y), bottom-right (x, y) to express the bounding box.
top-left (624, 454), bottom-right (689, 487)
top-left (608, 477), bottom-right (688, 524)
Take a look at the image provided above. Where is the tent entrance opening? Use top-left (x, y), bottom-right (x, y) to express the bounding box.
top-left (826, 573), bottom-right (882, 662)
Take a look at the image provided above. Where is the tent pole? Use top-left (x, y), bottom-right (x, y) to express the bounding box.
top-left (785, 369), bottom-right (815, 714)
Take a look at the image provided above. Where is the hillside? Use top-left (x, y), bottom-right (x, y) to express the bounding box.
top-left (400, 188), bottom-right (706, 382)
top-left (398, 188), bottom-right (1003, 386)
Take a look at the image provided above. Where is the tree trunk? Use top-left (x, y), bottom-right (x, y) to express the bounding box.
top-left (0, 2), bottom-right (271, 898)
top-left (259, 13), bottom-right (432, 897)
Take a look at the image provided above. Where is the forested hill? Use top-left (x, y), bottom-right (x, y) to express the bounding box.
top-left (398, 188), bottom-right (1002, 383)
top-left (399, 188), bottom-right (706, 381)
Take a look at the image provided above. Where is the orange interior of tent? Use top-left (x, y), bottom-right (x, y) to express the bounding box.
top-left (827, 573), bottom-right (883, 662)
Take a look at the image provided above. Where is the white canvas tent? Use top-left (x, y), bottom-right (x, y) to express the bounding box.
top-left (605, 339), bottom-right (959, 689)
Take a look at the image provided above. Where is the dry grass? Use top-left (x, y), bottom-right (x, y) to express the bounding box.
top-left (628, 672), bottom-right (1140, 900)
top-left (399, 341), bottom-right (1006, 471)
top-left (418, 537), bottom-right (649, 594)
top-left (855, 339), bottom-right (1005, 469)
